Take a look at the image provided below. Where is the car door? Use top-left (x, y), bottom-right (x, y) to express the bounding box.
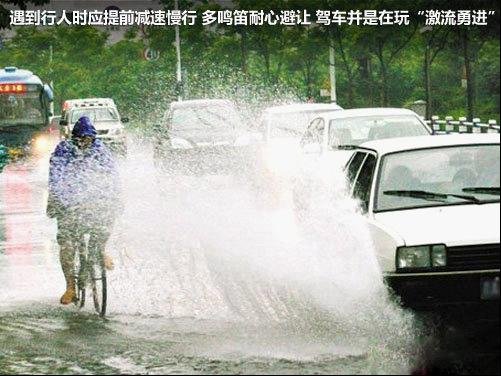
top-left (347, 150), bottom-right (402, 272)
top-left (346, 151), bottom-right (368, 187)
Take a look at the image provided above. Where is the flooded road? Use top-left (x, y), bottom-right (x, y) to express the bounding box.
top-left (0, 140), bottom-right (498, 374)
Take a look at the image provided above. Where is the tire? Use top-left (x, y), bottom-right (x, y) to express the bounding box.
top-left (74, 236), bottom-right (107, 317)
top-left (89, 254), bottom-right (107, 318)
top-left (75, 248), bottom-right (87, 309)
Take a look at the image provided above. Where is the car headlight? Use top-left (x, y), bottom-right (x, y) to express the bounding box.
top-left (397, 244), bottom-right (447, 270)
top-left (33, 135), bottom-right (51, 154)
top-left (431, 244), bottom-right (447, 267)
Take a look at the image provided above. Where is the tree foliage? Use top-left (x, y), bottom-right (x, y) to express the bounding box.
top-left (0, 0), bottom-right (499, 127)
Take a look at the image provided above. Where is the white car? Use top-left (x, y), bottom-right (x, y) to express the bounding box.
top-left (259, 103), bottom-right (344, 177)
top-left (345, 134), bottom-right (500, 308)
top-left (292, 108), bottom-right (433, 213)
top-left (301, 107), bottom-right (432, 165)
top-left (60, 98), bottom-right (128, 155)
top-left (261, 103), bottom-right (343, 142)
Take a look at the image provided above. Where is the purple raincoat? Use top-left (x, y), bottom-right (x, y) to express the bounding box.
top-left (47, 118), bottom-right (121, 224)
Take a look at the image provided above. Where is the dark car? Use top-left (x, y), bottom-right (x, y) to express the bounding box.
top-left (154, 99), bottom-right (262, 176)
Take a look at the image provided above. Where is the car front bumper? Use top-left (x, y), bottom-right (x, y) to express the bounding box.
top-left (385, 270), bottom-right (500, 310)
top-left (154, 145), bottom-right (260, 176)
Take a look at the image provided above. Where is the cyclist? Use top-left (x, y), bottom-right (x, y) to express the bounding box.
top-left (47, 116), bottom-right (122, 305)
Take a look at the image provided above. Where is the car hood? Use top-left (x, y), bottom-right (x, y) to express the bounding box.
top-left (92, 121), bottom-right (123, 131)
top-left (373, 203), bottom-right (500, 247)
top-left (70, 121), bottom-right (122, 131)
top-left (170, 132), bottom-right (261, 149)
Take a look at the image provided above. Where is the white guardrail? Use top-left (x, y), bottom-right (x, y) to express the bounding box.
top-left (426, 116), bottom-right (500, 134)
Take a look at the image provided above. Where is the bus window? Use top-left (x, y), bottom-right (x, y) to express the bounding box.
top-left (0, 93), bottom-right (44, 126)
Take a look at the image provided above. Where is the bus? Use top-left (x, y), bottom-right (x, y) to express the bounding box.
top-left (0, 66), bottom-right (54, 159)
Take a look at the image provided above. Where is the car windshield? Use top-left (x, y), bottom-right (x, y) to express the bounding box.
top-left (375, 144), bottom-right (500, 212)
top-left (70, 107), bottom-right (119, 123)
top-left (169, 105), bottom-right (239, 142)
top-left (0, 93), bottom-right (44, 126)
top-left (265, 111), bottom-right (338, 140)
top-left (329, 115), bottom-right (430, 148)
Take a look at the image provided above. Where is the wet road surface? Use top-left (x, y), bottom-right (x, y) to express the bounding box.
top-left (0, 144), bottom-right (498, 375)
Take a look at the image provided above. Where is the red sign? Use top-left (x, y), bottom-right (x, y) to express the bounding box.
top-left (0, 83), bottom-right (27, 94)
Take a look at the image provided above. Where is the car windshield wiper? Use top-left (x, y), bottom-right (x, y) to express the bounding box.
top-left (383, 190), bottom-right (482, 204)
top-left (462, 187), bottom-right (500, 196)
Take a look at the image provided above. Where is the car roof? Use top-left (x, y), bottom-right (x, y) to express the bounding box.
top-left (358, 133), bottom-right (500, 155)
top-left (318, 107), bottom-right (421, 120)
top-left (170, 99), bottom-right (236, 109)
top-left (64, 98), bottom-right (116, 107)
top-left (263, 103), bottom-right (343, 115)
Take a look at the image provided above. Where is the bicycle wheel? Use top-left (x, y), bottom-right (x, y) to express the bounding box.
top-left (75, 248), bottom-right (87, 309)
top-left (89, 253), bottom-right (107, 317)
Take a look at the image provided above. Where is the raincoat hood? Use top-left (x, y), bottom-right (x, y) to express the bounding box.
top-left (72, 116), bottom-right (97, 138)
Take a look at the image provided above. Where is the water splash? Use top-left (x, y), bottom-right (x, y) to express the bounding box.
top-left (0, 130), bottom-right (420, 373)
top-left (105, 133), bottom-right (419, 372)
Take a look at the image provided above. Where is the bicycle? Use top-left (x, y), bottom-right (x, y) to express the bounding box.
top-left (74, 232), bottom-right (108, 318)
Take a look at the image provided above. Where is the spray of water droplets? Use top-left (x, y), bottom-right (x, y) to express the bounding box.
top-left (103, 127), bottom-right (419, 371)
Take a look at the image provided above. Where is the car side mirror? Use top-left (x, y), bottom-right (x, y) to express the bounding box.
top-left (121, 117), bottom-right (129, 123)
